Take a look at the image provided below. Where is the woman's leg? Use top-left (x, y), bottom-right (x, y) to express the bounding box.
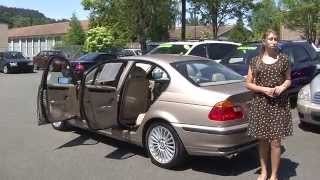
top-left (258, 139), bottom-right (269, 180)
top-left (270, 139), bottom-right (281, 180)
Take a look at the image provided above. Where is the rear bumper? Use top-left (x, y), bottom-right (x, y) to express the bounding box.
top-left (297, 100), bottom-right (320, 126)
top-left (8, 65), bottom-right (34, 72)
top-left (171, 123), bottom-right (257, 156)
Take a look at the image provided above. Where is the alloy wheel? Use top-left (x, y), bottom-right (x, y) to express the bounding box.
top-left (147, 125), bottom-right (176, 164)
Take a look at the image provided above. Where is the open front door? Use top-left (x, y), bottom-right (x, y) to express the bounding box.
top-left (37, 56), bottom-right (79, 125)
top-left (80, 61), bottom-right (127, 130)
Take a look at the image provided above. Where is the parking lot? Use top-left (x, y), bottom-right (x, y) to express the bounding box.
top-left (0, 71), bottom-right (319, 180)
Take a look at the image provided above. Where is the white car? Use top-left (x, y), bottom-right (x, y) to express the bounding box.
top-left (148, 40), bottom-right (240, 62)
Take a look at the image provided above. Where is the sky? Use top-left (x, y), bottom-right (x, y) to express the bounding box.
top-left (0, 0), bottom-right (90, 20)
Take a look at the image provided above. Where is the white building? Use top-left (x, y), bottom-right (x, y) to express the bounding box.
top-left (0, 23), bottom-right (8, 52)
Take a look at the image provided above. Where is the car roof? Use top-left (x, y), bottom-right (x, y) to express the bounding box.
top-left (159, 40), bottom-right (240, 46)
top-left (120, 54), bottom-right (209, 64)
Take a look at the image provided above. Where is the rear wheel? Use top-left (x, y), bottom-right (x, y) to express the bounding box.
top-left (146, 122), bottom-right (187, 169)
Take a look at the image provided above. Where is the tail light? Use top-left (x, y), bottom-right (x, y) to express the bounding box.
top-left (208, 100), bottom-right (243, 121)
top-left (75, 63), bottom-right (85, 72)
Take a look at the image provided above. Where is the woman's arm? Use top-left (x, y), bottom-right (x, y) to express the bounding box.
top-left (275, 66), bottom-right (291, 95)
top-left (245, 66), bottom-right (275, 97)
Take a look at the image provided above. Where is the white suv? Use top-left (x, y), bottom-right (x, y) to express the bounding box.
top-left (148, 40), bottom-right (240, 61)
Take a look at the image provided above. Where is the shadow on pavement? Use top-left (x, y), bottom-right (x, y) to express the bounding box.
top-left (54, 129), bottom-right (299, 177)
top-left (298, 122), bottom-right (320, 134)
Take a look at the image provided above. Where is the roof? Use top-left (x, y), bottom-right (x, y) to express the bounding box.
top-left (169, 25), bottom-right (234, 40)
top-left (160, 40), bottom-right (240, 46)
top-left (121, 54), bottom-right (209, 64)
top-left (8, 20), bottom-right (89, 38)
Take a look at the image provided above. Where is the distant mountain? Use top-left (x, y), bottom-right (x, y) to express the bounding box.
top-left (0, 5), bottom-right (68, 28)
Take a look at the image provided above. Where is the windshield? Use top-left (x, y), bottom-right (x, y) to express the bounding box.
top-left (171, 60), bottom-right (244, 86)
top-left (4, 52), bottom-right (25, 59)
top-left (77, 53), bottom-right (99, 61)
top-left (222, 45), bottom-right (260, 64)
top-left (149, 44), bottom-right (192, 55)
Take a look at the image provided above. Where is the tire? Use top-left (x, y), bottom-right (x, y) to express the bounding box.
top-left (3, 65), bottom-right (9, 74)
top-left (146, 122), bottom-right (187, 169)
top-left (51, 121), bottom-right (70, 131)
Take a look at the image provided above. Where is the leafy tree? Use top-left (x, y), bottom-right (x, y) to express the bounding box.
top-left (84, 26), bottom-right (126, 52)
top-left (249, 0), bottom-right (282, 40)
top-left (189, 0), bottom-right (253, 39)
top-left (228, 20), bottom-right (253, 42)
top-left (281, 0), bottom-right (320, 43)
top-left (82, 0), bottom-right (178, 53)
top-left (63, 14), bottom-right (86, 45)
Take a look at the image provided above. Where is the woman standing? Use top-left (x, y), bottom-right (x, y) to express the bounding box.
top-left (246, 29), bottom-right (293, 180)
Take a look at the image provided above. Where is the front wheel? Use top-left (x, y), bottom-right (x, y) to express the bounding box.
top-left (146, 122), bottom-right (187, 169)
top-left (3, 65), bottom-right (9, 74)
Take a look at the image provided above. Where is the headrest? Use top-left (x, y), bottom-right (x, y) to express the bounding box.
top-left (211, 73), bottom-right (226, 82)
top-left (130, 66), bottom-right (146, 78)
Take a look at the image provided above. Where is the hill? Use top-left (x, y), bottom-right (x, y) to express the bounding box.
top-left (0, 5), bottom-right (68, 28)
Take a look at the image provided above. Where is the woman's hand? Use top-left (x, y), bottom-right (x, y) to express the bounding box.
top-left (274, 85), bottom-right (286, 96)
top-left (263, 87), bottom-right (276, 97)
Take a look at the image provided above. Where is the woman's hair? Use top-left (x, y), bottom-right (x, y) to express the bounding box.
top-left (259, 29), bottom-right (279, 57)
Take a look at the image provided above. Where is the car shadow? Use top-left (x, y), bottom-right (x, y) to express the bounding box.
top-left (54, 129), bottom-right (298, 177)
top-left (298, 123), bottom-right (320, 134)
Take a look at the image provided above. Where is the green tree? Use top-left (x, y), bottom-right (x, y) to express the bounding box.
top-left (249, 0), bottom-right (282, 40)
top-left (82, 0), bottom-right (178, 53)
top-left (228, 20), bottom-right (253, 43)
top-left (189, 0), bottom-right (253, 39)
top-left (64, 13), bottom-right (86, 45)
top-left (281, 0), bottom-right (320, 43)
top-left (84, 26), bottom-right (126, 52)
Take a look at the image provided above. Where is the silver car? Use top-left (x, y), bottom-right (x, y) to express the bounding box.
top-left (297, 74), bottom-right (320, 126)
top-left (37, 54), bottom-right (256, 168)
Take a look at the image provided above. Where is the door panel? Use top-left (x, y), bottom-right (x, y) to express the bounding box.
top-left (81, 61), bottom-right (126, 130)
top-left (37, 56), bottom-right (79, 125)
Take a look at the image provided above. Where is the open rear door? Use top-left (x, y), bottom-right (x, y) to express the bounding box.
top-left (80, 61), bottom-right (127, 130)
top-left (37, 56), bottom-right (79, 125)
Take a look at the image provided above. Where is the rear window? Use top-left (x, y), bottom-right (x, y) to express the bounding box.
top-left (149, 44), bottom-right (192, 55)
top-left (171, 60), bottom-right (244, 86)
top-left (222, 45), bottom-right (260, 64)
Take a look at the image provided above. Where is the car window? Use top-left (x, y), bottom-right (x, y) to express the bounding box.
top-left (123, 50), bottom-right (135, 56)
top-left (149, 44), bottom-right (192, 55)
top-left (189, 44), bottom-right (207, 58)
top-left (171, 60), bottom-right (244, 86)
top-left (208, 44), bottom-right (239, 60)
top-left (303, 43), bottom-right (318, 60)
top-left (78, 53), bottom-right (100, 61)
top-left (94, 62), bottom-right (126, 87)
top-left (223, 45), bottom-right (260, 65)
top-left (47, 59), bottom-right (73, 85)
top-left (150, 67), bottom-right (169, 80)
top-left (281, 47), bottom-right (294, 65)
top-left (292, 46), bottom-right (310, 63)
top-left (4, 52), bottom-right (25, 59)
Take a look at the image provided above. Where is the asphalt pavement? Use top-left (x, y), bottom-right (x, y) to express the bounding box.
top-left (0, 72), bottom-right (319, 180)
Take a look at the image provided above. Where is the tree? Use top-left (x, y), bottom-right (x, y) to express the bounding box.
top-left (84, 26), bottom-right (126, 52)
top-left (281, 0), bottom-right (320, 43)
top-left (181, 0), bottom-right (187, 40)
top-left (228, 20), bottom-right (253, 42)
top-left (189, 0), bottom-right (253, 39)
top-left (64, 13), bottom-right (86, 45)
top-left (249, 0), bottom-right (282, 40)
top-left (82, 0), bottom-right (178, 53)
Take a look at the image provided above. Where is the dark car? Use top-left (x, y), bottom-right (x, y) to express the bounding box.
top-left (220, 41), bottom-right (320, 96)
top-left (71, 52), bottom-right (117, 80)
top-left (0, 51), bottom-right (34, 73)
top-left (33, 50), bottom-right (66, 70)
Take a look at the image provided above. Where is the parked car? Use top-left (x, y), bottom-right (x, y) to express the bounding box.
top-left (70, 52), bottom-right (117, 80)
top-left (33, 50), bottom-right (66, 70)
top-left (37, 54), bottom-right (256, 168)
top-left (297, 73), bottom-right (320, 127)
top-left (0, 51), bottom-right (34, 73)
top-left (119, 48), bottom-right (142, 56)
top-left (148, 40), bottom-right (240, 61)
top-left (220, 41), bottom-right (320, 96)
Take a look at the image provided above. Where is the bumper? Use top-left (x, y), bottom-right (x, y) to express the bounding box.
top-left (8, 65), bottom-right (34, 72)
top-left (172, 123), bottom-right (257, 157)
top-left (297, 100), bottom-right (320, 126)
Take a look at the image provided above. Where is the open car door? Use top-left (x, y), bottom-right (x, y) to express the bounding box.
top-left (80, 61), bottom-right (127, 130)
top-left (37, 56), bottom-right (79, 125)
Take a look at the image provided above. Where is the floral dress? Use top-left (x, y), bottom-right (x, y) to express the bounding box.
top-left (247, 53), bottom-right (293, 141)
